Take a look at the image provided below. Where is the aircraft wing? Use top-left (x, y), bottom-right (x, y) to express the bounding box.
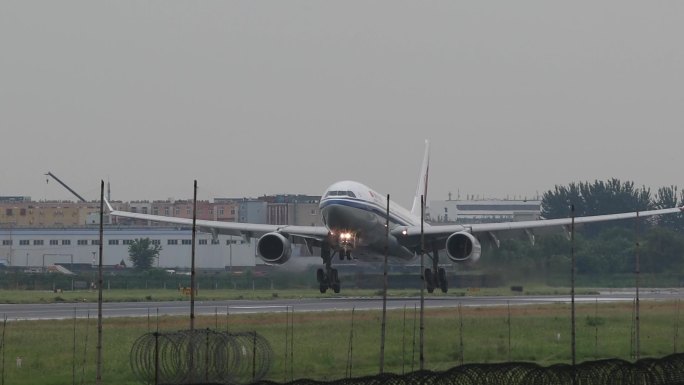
top-left (105, 201), bottom-right (329, 242)
top-left (394, 206), bottom-right (684, 245)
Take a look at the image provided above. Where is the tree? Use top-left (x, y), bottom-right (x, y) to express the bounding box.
top-left (653, 186), bottom-right (684, 232)
top-left (128, 238), bottom-right (162, 270)
top-left (541, 179), bottom-right (655, 237)
top-left (641, 227), bottom-right (684, 273)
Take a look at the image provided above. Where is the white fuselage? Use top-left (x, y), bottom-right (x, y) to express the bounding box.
top-left (319, 180), bottom-right (425, 260)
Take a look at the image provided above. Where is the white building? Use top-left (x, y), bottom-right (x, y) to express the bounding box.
top-left (0, 227), bottom-right (257, 269)
top-left (429, 199), bottom-right (542, 224)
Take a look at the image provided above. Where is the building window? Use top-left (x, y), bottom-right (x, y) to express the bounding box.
top-left (2, 240), bottom-right (12, 246)
top-left (174, 208), bottom-right (180, 216)
top-left (108, 240), bottom-right (119, 245)
top-left (181, 239), bottom-right (192, 245)
top-left (91, 240), bottom-right (100, 246)
top-left (199, 239), bottom-right (207, 245)
top-left (20, 208), bottom-right (26, 216)
top-left (167, 239), bottom-right (178, 245)
top-left (34, 240), bottom-right (44, 246)
top-left (219, 208), bottom-right (225, 216)
top-left (77, 240), bottom-right (88, 245)
top-left (311, 209), bottom-right (316, 215)
top-left (186, 208), bottom-right (191, 215)
top-left (62, 240), bottom-right (71, 245)
top-left (142, 207), bottom-right (148, 214)
top-left (153, 208), bottom-right (159, 215)
top-left (151, 239), bottom-right (161, 245)
top-left (211, 239), bottom-right (220, 245)
top-left (5, 209), bottom-right (12, 216)
top-left (131, 207), bottom-right (137, 213)
top-left (164, 208), bottom-right (170, 216)
top-left (50, 240), bottom-right (59, 246)
top-left (123, 240), bottom-right (133, 245)
top-left (20, 240), bottom-right (29, 245)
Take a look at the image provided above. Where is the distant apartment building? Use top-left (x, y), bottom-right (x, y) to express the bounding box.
top-left (263, 195), bottom-right (323, 226)
top-left (91, 200), bottom-right (238, 227)
top-left (237, 200), bottom-right (268, 224)
top-left (0, 199), bottom-right (101, 227)
top-left (0, 193), bottom-right (320, 228)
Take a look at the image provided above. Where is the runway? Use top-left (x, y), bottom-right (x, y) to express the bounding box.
top-left (1, 289), bottom-right (682, 321)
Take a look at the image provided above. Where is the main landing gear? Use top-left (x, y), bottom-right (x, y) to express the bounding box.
top-left (316, 244), bottom-right (342, 294)
top-left (424, 243), bottom-right (448, 294)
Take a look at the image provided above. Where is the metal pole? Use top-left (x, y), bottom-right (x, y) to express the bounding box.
top-left (154, 332), bottom-right (159, 385)
top-left (72, 307), bottom-right (76, 385)
top-left (96, 180), bottom-right (104, 384)
top-left (411, 304), bottom-right (417, 372)
top-left (674, 299), bottom-right (680, 354)
top-left (402, 305), bottom-right (407, 375)
top-left (290, 306), bottom-right (294, 381)
top-left (379, 194), bottom-right (389, 373)
top-left (419, 195), bottom-right (425, 370)
top-left (459, 303), bottom-right (464, 366)
top-left (507, 300), bottom-right (511, 361)
top-left (284, 306), bottom-right (289, 382)
top-left (570, 204), bottom-right (576, 368)
top-left (635, 210), bottom-right (640, 360)
top-left (190, 180), bottom-right (197, 331)
top-left (1, 315), bottom-right (7, 385)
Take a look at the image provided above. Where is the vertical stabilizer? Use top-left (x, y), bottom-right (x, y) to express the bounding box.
top-left (410, 140), bottom-right (430, 218)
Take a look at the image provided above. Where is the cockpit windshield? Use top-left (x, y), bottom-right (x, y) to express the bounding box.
top-left (324, 190), bottom-right (357, 198)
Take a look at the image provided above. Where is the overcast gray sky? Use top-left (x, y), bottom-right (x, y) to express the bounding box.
top-left (1, 1), bottom-right (683, 206)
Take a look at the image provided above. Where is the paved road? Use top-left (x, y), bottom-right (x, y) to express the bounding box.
top-left (1, 289), bottom-right (681, 321)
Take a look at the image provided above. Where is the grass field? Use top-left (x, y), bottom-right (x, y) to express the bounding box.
top-left (1, 299), bottom-right (682, 385)
top-left (0, 285), bottom-right (601, 304)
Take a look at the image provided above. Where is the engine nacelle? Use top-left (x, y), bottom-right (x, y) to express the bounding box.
top-left (256, 232), bottom-right (292, 264)
top-left (445, 231), bottom-right (482, 264)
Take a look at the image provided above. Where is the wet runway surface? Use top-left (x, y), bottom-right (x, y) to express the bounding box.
top-left (1, 289), bottom-right (682, 321)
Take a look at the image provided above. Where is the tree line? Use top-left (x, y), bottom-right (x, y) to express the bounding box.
top-left (480, 179), bottom-right (684, 284)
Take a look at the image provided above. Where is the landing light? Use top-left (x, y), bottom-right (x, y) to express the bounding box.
top-left (402, 229), bottom-right (407, 235)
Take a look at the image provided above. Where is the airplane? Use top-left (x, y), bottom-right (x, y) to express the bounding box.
top-left (106, 141), bottom-right (684, 294)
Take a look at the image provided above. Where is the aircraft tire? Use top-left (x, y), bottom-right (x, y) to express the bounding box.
top-left (425, 268), bottom-right (435, 293)
top-left (316, 268), bottom-right (325, 283)
top-left (438, 267), bottom-right (448, 293)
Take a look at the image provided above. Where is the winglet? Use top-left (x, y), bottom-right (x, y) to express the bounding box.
top-left (410, 140), bottom-right (430, 218)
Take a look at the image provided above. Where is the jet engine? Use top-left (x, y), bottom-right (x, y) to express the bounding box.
top-left (445, 231), bottom-right (481, 263)
top-left (256, 232), bottom-right (292, 264)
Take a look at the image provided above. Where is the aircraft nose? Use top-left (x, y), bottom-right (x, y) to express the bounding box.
top-left (322, 204), bottom-right (351, 229)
